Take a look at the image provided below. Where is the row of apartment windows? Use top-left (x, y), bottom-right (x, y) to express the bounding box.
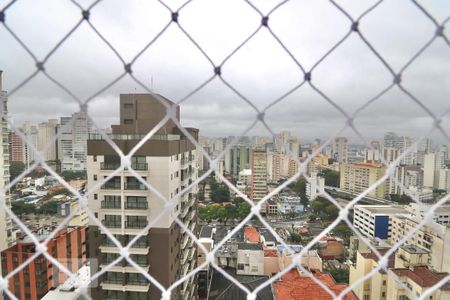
top-left (106, 290), bottom-right (147, 300)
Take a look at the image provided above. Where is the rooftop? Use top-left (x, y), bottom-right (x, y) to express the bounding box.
top-left (238, 243), bottom-right (263, 251)
top-left (356, 205), bottom-right (408, 215)
top-left (392, 266), bottom-right (450, 290)
top-left (360, 248), bottom-right (396, 268)
top-left (244, 227), bottom-right (260, 243)
top-left (400, 244), bottom-right (429, 255)
top-left (273, 268), bottom-right (358, 300)
top-left (199, 226), bottom-right (214, 239)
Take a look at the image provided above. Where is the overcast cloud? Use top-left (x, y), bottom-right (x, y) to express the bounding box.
top-left (1, 0), bottom-right (449, 143)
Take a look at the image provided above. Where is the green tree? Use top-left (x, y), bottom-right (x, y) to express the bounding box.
top-left (293, 177), bottom-right (308, 206)
top-left (37, 201), bottom-right (59, 215)
top-left (389, 194), bottom-right (412, 204)
top-left (333, 223), bottom-right (352, 244)
top-left (60, 170), bottom-right (87, 181)
top-left (326, 268), bottom-right (349, 283)
top-left (10, 161), bottom-right (25, 181)
top-left (320, 169), bottom-right (340, 187)
top-left (12, 201), bottom-right (35, 215)
top-left (237, 202), bottom-right (251, 220)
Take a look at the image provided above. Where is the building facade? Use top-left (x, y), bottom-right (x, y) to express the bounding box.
top-left (1, 227), bottom-right (86, 300)
top-left (251, 148), bottom-right (268, 213)
top-left (87, 94), bottom-right (198, 300)
top-left (0, 71), bottom-right (13, 262)
top-left (340, 163), bottom-right (389, 199)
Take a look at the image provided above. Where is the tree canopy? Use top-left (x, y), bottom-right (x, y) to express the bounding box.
top-left (10, 161), bottom-right (25, 181)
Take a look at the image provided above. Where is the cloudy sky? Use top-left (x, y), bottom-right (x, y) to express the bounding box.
top-left (1, 0), bottom-right (449, 144)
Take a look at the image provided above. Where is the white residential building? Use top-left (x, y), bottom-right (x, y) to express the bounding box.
top-left (439, 169), bottom-right (450, 191)
top-left (58, 112), bottom-right (92, 171)
top-left (306, 173), bottom-right (324, 201)
top-left (236, 243), bottom-right (264, 276)
top-left (353, 205), bottom-right (408, 240)
top-left (37, 119), bottom-right (58, 161)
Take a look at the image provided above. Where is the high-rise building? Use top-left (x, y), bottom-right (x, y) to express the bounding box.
top-left (9, 130), bottom-right (25, 163)
top-left (0, 71), bottom-right (13, 256)
top-left (251, 148), bottom-right (267, 213)
top-left (423, 153), bottom-right (437, 188)
top-left (439, 169), bottom-right (450, 191)
top-left (340, 162), bottom-right (389, 199)
top-left (22, 121), bottom-right (38, 167)
top-left (58, 112), bottom-right (92, 171)
top-left (332, 137), bottom-right (348, 163)
top-left (224, 144), bottom-right (251, 176)
top-left (87, 94), bottom-right (198, 300)
top-left (1, 226), bottom-right (86, 300)
top-left (37, 119), bottom-right (58, 162)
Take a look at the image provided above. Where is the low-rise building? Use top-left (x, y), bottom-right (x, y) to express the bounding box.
top-left (390, 214), bottom-right (450, 272)
top-left (236, 243), bottom-right (264, 276)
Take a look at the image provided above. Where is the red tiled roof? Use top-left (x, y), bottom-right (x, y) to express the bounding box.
top-left (264, 249), bottom-right (278, 258)
top-left (273, 269), bottom-right (358, 300)
top-left (392, 267), bottom-right (450, 290)
top-left (244, 227), bottom-right (260, 243)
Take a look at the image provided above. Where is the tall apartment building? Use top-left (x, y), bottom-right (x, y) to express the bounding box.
top-left (439, 169), bottom-right (450, 191)
top-left (58, 112), bottom-right (92, 171)
top-left (9, 130), bottom-right (25, 163)
top-left (251, 148), bottom-right (267, 213)
top-left (332, 137), bottom-right (348, 163)
top-left (22, 121), bottom-right (38, 167)
top-left (388, 165), bottom-right (423, 195)
top-left (1, 226), bottom-right (86, 300)
top-left (0, 71), bottom-right (13, 258)
top-left (423, 153), bottom-right (437, 188)
top-left (339, 162), bottom-right (389, 199)
top-left (87, 94), bottom-right (198, 300)
top-left (37, 119), bottom-right (58, 162)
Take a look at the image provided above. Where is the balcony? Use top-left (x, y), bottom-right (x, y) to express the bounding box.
top-left (101, 162), bottom-right (121, 170)
top-left (101, 201), bottom-right (121, 209)
top-left (125, 222), bottom-right (148, 229)
top-left (101, 162), bottom-right (148, 171)
top-left (102, 220), bottom-right (122, 228)
top-left (125, 202), bottom-right (148, 210)
top-left (101, 182), bottom-right (121, 190)
top-left (129, 163), bottom-right (148, 171)
top-left (124, 182), bottom-right (147, 190)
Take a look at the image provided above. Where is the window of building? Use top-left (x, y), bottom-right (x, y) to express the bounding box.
top-left (93, 174), bottom-right (97, 181)
top-left (106, 290), bottom-right (125, 300)
top-left (363, 296), bottom-right (370, 300)
top-left (382, 280), bottom-right (386, 286)
top-left (93, 155), bottom-right (97, 162)
top-left (126, 196), bottom-right (147, 209)
top-left (124, 119), bottom-right (133, 125)
top-left (94, 194), bottom-right (98, 200)
top-left (237, 264), bottom-right (245, 270)
top-left (382, 292), bottom-right (386, 298)
top-left (124, 103), bottom-right (133, 109)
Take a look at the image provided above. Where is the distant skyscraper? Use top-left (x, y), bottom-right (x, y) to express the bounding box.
top-left (58, 111), bottom-right (92, 171)
top-left (0, 71), bottom-right (14, 281)
top-left (9, 130), bottom-right (25, 163)
top-left (37, 119), bottom-right (58, 161)
top-left (332, 137), bottom-right (348, 163)
top-left (22, 121), bottom-right (38, 167)
top-left (251, 148), bottom-right (268, 213)
top-left (423, 153), bottom-right (437, 189)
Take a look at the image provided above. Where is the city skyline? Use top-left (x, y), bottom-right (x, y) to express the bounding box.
top-left (1, 0), bottom-right (449, 140)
